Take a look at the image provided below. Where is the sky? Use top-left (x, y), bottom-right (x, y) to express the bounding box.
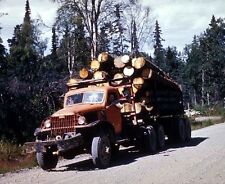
top-left (0, 0), bottom-right (225, 55)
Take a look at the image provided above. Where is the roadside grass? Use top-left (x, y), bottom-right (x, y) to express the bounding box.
top-left (190, 117), bottom-right (225, 131)
top-left (190, 106), bottom-right (225, 130)
top-left (0, 140), bottom-right (37, 174)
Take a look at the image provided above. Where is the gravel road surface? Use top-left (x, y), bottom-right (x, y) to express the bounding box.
top-left (1, 123), bottom-right (225, 184)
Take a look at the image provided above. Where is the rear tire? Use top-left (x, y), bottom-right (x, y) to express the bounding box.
top-left (185, 118), bottom-right (191, 141)
top-left (156, 125), bottom-right (165, 150)
top-left (143, 126), bottom-right (157, 154)
top-left (91, 135), bottom-right (111, 169)
top-left (176, 119), bottom-right (186, 142)
top-left (36, 151), bottom-right (58, 170)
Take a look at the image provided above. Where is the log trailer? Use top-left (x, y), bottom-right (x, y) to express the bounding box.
top-left (32, 53), bottom-right (191, 170)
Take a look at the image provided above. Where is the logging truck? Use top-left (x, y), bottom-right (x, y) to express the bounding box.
top-left (33, 53), bottom-right (191, 170)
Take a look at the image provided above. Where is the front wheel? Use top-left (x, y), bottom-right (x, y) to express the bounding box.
top-left (91, 135), bottom-right (111, 169)
top-left (36, 151), bottom-right (58, 170)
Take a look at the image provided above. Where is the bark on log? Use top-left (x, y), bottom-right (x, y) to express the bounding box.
top-left (141, 68), bottom-right (153, 79)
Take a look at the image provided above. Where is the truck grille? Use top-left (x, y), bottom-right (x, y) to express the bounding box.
top-left (50, 114), bottom-right (78, 136)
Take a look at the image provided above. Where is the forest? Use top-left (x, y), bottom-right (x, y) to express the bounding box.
top-left (0, 0), bottom-right (225, 144)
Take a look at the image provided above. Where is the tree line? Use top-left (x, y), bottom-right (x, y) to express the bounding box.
top-left (0, 0), bottom-right (225, 143)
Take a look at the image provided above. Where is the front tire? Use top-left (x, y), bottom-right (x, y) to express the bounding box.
top-left (36, 151), bottom-right (58, 170)
top-left (91, 135), bottom-right (111, 169)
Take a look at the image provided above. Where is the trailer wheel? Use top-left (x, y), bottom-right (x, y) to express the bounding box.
top-left (185, 119), bottom-right (191, 141)
top-left (143, 126), bottom-right (157, 154)
top-left (177, 119), bottom-right (186, 142)
top-left (156, 125), bottom-right (165, 150)
top-left (91, 135), bottom-right (111, 169)
top-left (36, 151), bottom-right (58, 170)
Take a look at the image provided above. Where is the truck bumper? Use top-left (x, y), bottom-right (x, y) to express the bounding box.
top-left (30, 133), bottom-right (84, 153)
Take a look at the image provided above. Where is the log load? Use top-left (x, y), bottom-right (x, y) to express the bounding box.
top-left (75, 52), bottom-right (184, 117)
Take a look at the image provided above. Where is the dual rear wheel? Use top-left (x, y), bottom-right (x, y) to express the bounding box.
top-left (139, 125), bottom-right (166, 154)
top-left (168, 118), bottom-right (192, 143)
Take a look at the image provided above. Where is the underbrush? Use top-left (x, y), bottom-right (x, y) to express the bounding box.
top-left (0, 140), bottom-right (36, 174)
top-left (190, 119), bottom-right (213, 130)
top-left (190, 105), bottom-right (225, 130)
top-left (194, 105), bottom-right (225, 117)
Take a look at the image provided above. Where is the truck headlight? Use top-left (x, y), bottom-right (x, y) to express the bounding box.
top-left (78, 116), bottom-right (86, 125)
top-left (44, 119), bottom-right (51, 128)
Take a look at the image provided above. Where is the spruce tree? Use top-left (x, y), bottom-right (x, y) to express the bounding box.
top-left (112, 4), bottom-right (128, 55)
top-left (5, 0), bottom-right (48, 142)
top-left (51, 26), bottom-right (58, 60)
top-left (153, 20), bottom-right (165, 69)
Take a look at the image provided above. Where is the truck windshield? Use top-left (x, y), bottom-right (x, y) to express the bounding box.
top-left (66, 91), bottom-right (104, 106)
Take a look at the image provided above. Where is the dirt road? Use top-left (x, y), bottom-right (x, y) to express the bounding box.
top-left (1, 123), bottom-right (225, 184)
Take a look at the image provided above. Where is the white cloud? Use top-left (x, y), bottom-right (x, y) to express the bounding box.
top-left (0, 0), bottom-right (58, 54)
top-left (142, 0), bottom-right (225, 52)
top-left (1, 0), bottom-right (225, 55)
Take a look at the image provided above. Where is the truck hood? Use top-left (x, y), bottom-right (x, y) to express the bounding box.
top-left (51, 104), bottom-right (105, 117)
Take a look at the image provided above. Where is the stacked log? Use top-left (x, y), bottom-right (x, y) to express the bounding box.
top-left (75, 52), bottom-right (183, 117)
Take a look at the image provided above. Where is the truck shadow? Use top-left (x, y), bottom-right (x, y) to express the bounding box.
top-left (53, 137), bottom-right (208, 172)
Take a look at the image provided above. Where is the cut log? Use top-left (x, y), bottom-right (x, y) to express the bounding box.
top-left (123, 66), bottom-right (134, 77)
top-left (121, 103), bottom-right (133, 113)
top-left (121, 55), bottom-right (130, 64)
top-left (141, 68), bottom-right (153, 79)
top-left (113, 73), bottom-right (124, 84)
top-left (90, 59), bottom-right (100, 71)
top-left (79, 68), bottom-right (90, 79)
top-left (67, 78), bottom-right (82, 89)
top-left (93, 71), bottom-right (108, 80)
top-left (132, 85), bottom-right (139, 94)
top-left (132, 77), bottom-right (144, 89)
top-left (114, 56), bottom-right (126, 68)
top-left (132, 57), bottom-right (146, 69)
top-left (98, 52), bottom-right (109, 62)
top-left (118, 87), bottom-right (125, 95)
top-left (135, 103), bottom-right (142, 114)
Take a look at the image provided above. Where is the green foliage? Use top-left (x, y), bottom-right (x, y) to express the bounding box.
top-left (153, 20), bottom-right (165, 69)
top-left (184, 16), bottom-right (225, 106)
top-left (0, 0), bottom-right (65, 143)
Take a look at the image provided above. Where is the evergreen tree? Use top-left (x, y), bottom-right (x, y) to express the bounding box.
top-left (98, 23), bottom-right (111, 53)
top-left (4, 0), bottom-right (48, 142)
top-left (165, 47), bottom-right (178, 76)
top-left (184, 15), bottom-right (225, 107)
top-left (51, 26), bottom-right (58, 60)
top-left (131, 19), bottom-right (139, 56)
top-left (56, 16), bottom-right (89, 76)
top-left (153, 20), bottom-right (165, 69)
top-left (112, 3), bottom-right (128, 55)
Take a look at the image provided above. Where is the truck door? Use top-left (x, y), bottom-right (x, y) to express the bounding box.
top-left (106, 92), bottom-right (122, 134)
